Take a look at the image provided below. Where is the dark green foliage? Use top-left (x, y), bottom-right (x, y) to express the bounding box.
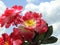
top-left (41, 36), bottom-right (58, 44)
top-left (44, 26), bottom-right (53, 40)
top-left (22, 25), bottom-right (58, 45)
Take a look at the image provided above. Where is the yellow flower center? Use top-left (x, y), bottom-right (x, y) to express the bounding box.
top-left (4, 41), bottom-right (9, 45)
top-left (24, 19), bottom-right (36, 27)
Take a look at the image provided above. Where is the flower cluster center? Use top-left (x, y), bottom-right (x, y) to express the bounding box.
top-left (24, 19), bottom-right (36, 27)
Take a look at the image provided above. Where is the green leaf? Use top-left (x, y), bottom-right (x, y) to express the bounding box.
top-left (39, 33), bottom-right (45, 41)
top-left (44, 26), bottom-right (53, 40)
top-left (32, 26), bottom-right (53, 43)
top-left (32, 32), bottom-right (46, 43)
top-left (32, 31), bottom-right (39, 42)
top-left (41, 36), bottom-right (58, 44)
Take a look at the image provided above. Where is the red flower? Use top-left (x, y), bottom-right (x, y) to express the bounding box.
top-left (21, 11), bottom-right (48, 34)
top-left (13, 39), bottom-right (22, 45)
top-left (10, 28), bottom-right (23, 45)
top-left (0, 5), bottom-right (23, 28)
top-left (0, 33), bottom-right (23, 45)
top-left (0, 33), bottom-right (13, 45)
top-left (10, 27), bottom-right (35, 41)
top-left (10, 28), bottom-right (23, 41)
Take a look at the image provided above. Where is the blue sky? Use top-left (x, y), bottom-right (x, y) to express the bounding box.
top-left (2, 0), bottom-right (51, 7)
top-left (2, 0), bottom-right (27, 7)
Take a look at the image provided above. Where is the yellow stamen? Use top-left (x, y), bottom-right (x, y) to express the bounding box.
top-left (24, 19), bottom-right (36, 27)
top-left (4, 41), bottom-right (9, 45)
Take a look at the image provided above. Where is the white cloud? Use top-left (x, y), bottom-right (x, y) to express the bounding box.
top-left (27, 0), bottom-right (39, 3)
top-left (23, 0), bottom-right (60, 45)
top-left (0, 1), bottom-right (6, 16)
top-left (0, 1), bottom-right (6, 37)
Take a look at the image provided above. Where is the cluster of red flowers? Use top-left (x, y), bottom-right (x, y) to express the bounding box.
top-left (0, 5), bottom-right (23, 28)
top-left (0, 5), bottom-right (48, 45)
